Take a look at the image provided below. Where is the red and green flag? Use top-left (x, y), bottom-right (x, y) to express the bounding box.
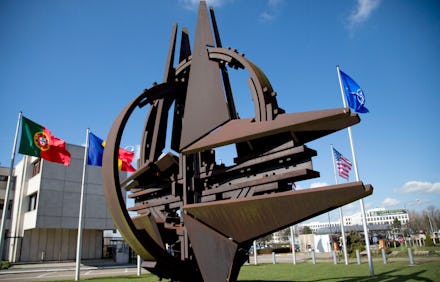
top-left (18, 116), bottom-right (71, 166)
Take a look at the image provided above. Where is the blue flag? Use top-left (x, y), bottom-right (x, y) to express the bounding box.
top-left (339, 70), bottom-right (369, 113)
top-left (87, 132), bottom-right (104, 166)
top-left (87, 132), bottom-right (136, 172)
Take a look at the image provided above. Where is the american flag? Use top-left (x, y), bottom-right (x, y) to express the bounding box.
top-left (333, 148), bottom-right (352, 180)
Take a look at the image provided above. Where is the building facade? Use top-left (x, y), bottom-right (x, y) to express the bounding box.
top-left (301, 208), bottom-right (410, 233)
top-left (0, 166), bottom-right (13, 259)
top-left (0, 144), bottom-right (123, 262)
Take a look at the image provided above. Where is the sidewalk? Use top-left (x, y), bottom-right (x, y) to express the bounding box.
top-left (1, 259), bottom-right (136, 275)
top-left (2, 254), bottom-right (439, 275)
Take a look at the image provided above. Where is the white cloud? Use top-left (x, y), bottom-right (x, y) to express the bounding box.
top-left (348, 0), bottom-right (381, 28)
top-left (259, 0), bottom-right (285, 22)
top-left (309, 182), bottom-right (329, 188)
top-left (405, 198), bottom-right (431, 208)
top-left (382, 197), bottom-right (400, 207)
top-left (344, 202), bottom-right (356, 210)
top-left (179, 0), bottom-right (228, 10)
top-left (260, 11), bottom-right (274, 22)
top-left (401, 181), bottom-right (440, 194)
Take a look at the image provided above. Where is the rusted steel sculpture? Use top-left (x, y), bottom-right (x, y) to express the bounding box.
top-left (102, 2), bottom-right (373, 281)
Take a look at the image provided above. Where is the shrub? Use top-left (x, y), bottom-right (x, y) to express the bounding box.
top-left (0, 261), bottom-right (10, 270)
top-left (257, 246), bottom-right (291, 254)
top-left (425, 235), bottom-right (434, 247)
top-left (348, 245), bottom-right (365, 258)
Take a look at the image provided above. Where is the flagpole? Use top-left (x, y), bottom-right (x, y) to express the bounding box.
top-left (75, 128), bottom-right (90, 281)
top-left (0, 112), bottom-right (22, 260)
top-left (337, 66), bottom-right (374, 276)
top-left (290, 225), bottom-right (296, 264)
top-left (330, 144), bottom-right (348, 265)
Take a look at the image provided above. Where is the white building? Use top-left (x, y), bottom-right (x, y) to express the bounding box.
top-left (346, 208), bottom-right (409, 226)
top-left (0, 144), bottom-right (124, 262)
top-left (303, 220), bottom-right (341, 233)
top-left (0, 166), bottom-right (13, 259)
top-left (301, 208), bottom-right (410, 233)
top-left (298, 234), bottom-right (333, 253)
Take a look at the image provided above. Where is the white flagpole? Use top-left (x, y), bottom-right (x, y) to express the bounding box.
top-left (337, 66), bottom-right (374, 276)
top-left (290, 225), bottom-right (296, 264)
top-left (0, 112), bottom-right (22, 260)
top-left (330, 144), bottom-right (348, 265)
top-left (75, 128), bottom-right (90, 281)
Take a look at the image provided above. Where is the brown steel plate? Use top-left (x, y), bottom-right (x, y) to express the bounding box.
top-left (183, 214), bottom-right (238, 282)
top-left (184, 181), bottom-right (372, 243)
top-left (182, 108), bottom-right (359, 154)
top-left (179, 1), bottom-right (231, 150)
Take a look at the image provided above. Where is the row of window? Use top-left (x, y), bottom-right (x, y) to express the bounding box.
top-left (28, 160), bottom-right (40, 211)
top-left (307, 214), bottom-right (409, 230)
top-left (368, 215), bottom-right (408, 221)
top-left (0, 161), bottom-right (39, 216)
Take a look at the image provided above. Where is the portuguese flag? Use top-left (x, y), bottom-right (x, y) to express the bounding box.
top-left (18, 116), bottom-right (71, 166)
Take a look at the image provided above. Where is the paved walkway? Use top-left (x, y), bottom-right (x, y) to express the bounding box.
top-left (3, 259), bottom-right (136, 273)
top-left (0, 259), bottom-right (139, 282)
top-left (1, 254), bottom-right (439, 281)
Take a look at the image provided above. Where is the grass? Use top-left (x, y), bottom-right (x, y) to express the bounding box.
top-left (238, 261), bottom-right (440, 281)
top-left (51, 261), bottom-right (440, 282)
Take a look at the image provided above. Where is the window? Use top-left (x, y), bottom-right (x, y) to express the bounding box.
top-left (32, 159), bottom-right (41, 177)
top-left (0, 175), bottom-right (8, 182)
top-left (0, 200), bottom-right (12, 219)
top-left (28, 193), bottom-right (38, 211)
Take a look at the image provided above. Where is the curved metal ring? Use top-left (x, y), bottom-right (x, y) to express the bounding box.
top-left (102, 82), bottom-right (192, 280)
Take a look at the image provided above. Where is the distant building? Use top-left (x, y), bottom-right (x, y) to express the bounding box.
top-left (300, 208), bottom-right (410, 233)
top-left (348, 207), bottom-right (409, 226)
top-left (0, 144), bottom-right (125, 262)
top-left (298, 234), bottom-right (333, 253)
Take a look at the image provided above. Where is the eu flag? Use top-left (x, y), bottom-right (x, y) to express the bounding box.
top-left (339, 70), bottom-right (369, 113)
top-left (87, 132), bottom-right (104, 166)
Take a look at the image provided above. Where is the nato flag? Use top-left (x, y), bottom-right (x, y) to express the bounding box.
top-left (339, 70), bottom-right (369, 113)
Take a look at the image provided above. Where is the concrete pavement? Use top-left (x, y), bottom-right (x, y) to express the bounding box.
top-left (0, 259), bottom-right (140, 282)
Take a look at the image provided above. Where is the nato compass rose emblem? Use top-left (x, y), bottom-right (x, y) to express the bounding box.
top-left (33, 132), bottom-right (50, 151)
top-left (354, 89), bottom-right (365, 105)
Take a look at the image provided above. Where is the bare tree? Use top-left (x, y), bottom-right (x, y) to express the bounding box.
top-left (408, 206), bottom-right (440, 235)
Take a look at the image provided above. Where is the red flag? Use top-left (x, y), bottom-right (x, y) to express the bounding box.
top-left (118, 148), bottom-right (136, 172)
top-left (19, 116), bottom-right (71, 166)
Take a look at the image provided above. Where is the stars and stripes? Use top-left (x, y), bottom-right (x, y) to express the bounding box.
top-left (333, 148), bottom-right (352, 180)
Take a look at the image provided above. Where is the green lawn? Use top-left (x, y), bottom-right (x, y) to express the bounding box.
top-left (53, 261), bottom-right (440, 282)
top-left (238, 261), bottom-right (440, 281)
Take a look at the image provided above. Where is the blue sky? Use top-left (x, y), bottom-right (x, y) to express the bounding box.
top-left (1, 0), bottom-right (439, 223)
